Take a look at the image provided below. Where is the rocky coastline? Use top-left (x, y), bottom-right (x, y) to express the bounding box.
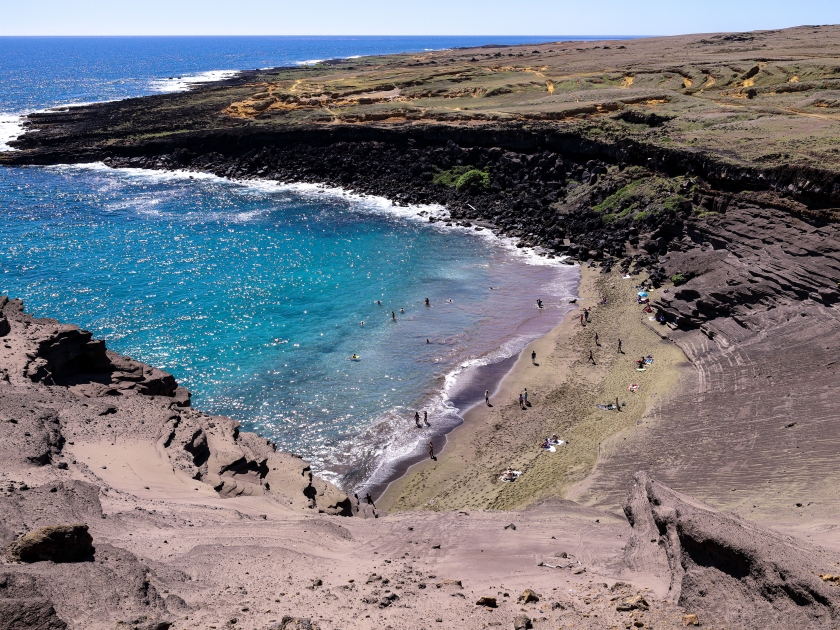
top-left (3, 26), bottom-right (840, 628)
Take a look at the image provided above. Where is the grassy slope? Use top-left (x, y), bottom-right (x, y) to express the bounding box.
top-left (9, 25), bottom-right (840, 177)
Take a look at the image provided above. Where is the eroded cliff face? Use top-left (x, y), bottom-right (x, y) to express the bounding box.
top-left (624, 473), bottom-right (840, 629)
top-left (0, 296), bottom-right (359, 515)
top-left (569, 195), bottom-right (840, 522)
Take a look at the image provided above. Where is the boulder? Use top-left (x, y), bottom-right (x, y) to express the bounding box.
top-left (476, 596), bottom-right (497, 608)
top-left (616, 594), bottom-right (648, 611)
top-left (513, 614), bottom-right (533, 629)
top-left (4, 525), bottom-right (93, 563)
top-left (518, 589), bottom-right (539, 603)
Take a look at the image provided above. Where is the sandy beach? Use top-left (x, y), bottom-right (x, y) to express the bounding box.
top-left (379, 265), bottom-right (690, 512)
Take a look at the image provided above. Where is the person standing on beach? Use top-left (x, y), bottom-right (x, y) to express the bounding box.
top-left (616, 396), bottom-right (621, 411)
top-left (485, 389), bottom-right (490, 406)
top-left (594, 332), bottom-right (600, 346)
top-left (580, 313), bottom-right (585, 326)
top-left (414, 411), bottom-right (421, 428)
top-left (519, 393), bottom-right (525, 409)
top-left (523, 388), bottom-right (529, 406)
top-left (424, 410), bottom-right (429, 426)
top-left (429, 441), bottom-right (435, 460)
top-left (618, 338), bottom-right (623, 353)
top-left (589, 349), bottom-right (596, 364)
top-left (366, 493), bottom-right (375, 508)
top-left (531, 350), bottom-right (537, 365)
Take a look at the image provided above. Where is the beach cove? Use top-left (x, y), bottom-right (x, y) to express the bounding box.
top-left (380, 265), bottom-right (689, 511)
top-left (5, 28), bottom-right (840, 629)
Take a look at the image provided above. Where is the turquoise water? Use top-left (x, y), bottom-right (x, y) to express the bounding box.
top-left (0, 37), bottom-right (581, 490)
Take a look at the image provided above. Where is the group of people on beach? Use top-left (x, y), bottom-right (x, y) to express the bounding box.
top-left (518, 388), bottom-right (530, 410)
top-left (540, 434), bottom-right (564, 450)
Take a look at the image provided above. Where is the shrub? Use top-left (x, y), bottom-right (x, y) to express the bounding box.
top-left (671, 273), bottom-right (688, 286)
top-left (455, 169), bottom-right (490, 190)
top-left (432, 166), bottom-right (490, 190)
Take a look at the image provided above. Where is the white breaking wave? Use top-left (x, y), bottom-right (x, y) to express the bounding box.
top-left (150, 69), bottom-right (240, 94)
top-left (0, 114), bottom-right (25, 152)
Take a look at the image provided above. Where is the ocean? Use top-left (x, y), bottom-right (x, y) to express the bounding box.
top-left (0, 36), bottom-right (583, 492)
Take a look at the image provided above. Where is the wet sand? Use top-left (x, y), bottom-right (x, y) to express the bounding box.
top-left (379, 265), bottom-right (690, 512)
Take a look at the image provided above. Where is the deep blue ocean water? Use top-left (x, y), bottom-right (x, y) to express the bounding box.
top-left (0, 37), bottom-right (583, 490)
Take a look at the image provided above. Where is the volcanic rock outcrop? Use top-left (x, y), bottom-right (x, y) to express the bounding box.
top-left (0, 296), bottom-right (359, 515)
top-left (624, 472), bottom-right (840, 629)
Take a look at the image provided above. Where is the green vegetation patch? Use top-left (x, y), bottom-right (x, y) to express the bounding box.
top-left (594, 179), bottom-right (645, 213)
top-left (433, 166), bottom-right (490, 190)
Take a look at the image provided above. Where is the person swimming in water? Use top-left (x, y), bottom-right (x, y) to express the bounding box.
top-left (351, 354), bottom-right (359, 360)
top-left (424, 298), bottom-right (430, 307)
top-left (399, 307), bottom-right (405, 313)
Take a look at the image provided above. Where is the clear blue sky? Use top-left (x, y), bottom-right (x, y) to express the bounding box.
top-left (1, 0), bottom-right (838, 36)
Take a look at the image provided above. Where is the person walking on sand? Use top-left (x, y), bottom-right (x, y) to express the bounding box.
top-left (519, 393), bottom-right (525, 409)
top-left (531, 350), bottom-right (537, 365)
top-left (594, 332), bottom-right (600, 346)
top-left (589, 349), bottom-right (596, 364)
top-left (617, 338), bottom-right (623, 353)
top-left (523, 388), bottom-right (529, 406)
top-left (424, 410), bottom-right (429, 426)
top-left (415, 411), bottom-right (422, 428)
top-left (485, 389), bottom-right (490, 406)
top-left (580, 313), bottom-right (585, 326)
top-left (429, 441), bottom-right (435, 460)
top-left (584, 308), bottom-right (590, 322)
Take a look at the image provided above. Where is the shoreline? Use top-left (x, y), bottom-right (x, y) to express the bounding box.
top-left (3, 160), bottom-right (578, 500)
top-left (378, 264), bottom-right (688, 512)
top-left (365, 293), bottom-right (576, 500)
top-left (377, 266), bottom-right (589, 510)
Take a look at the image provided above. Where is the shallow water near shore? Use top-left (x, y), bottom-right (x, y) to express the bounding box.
top-left (0, 163), bottom-right (577, 489)
top-left (0, 35), bottom-right (585, 490)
